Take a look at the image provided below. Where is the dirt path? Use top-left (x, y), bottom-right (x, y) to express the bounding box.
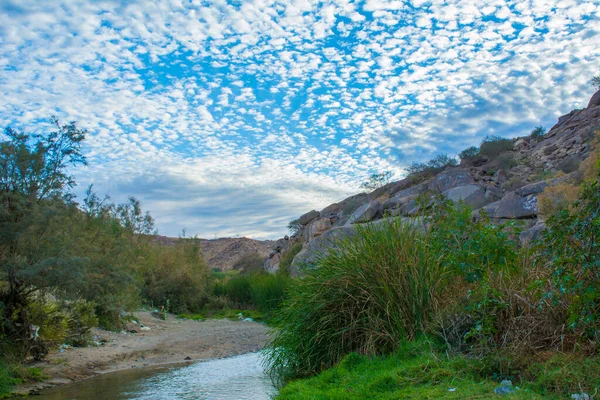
top-left (16, 311), bottom-right (270, 395)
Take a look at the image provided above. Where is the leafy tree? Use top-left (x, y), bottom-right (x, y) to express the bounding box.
top-left (479, 135), bottom-right (513, 157)
top-left (592, 75), bottom-right (600, 90)
top-left (530, 126), bottom-right (546, 139)
top-left (406, 154), bottom-right (458, 178)
top-left (360, 171), bottom-right (392, 191)
top-left (459, 146), bottom-right (479, 162)
top-left (287, 219), bottom-right (301, 235)
top-left (0, 117), bottom-right (87, 357)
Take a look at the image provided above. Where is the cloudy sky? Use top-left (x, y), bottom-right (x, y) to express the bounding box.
top-left (1, 0), bottom-right (599, 239)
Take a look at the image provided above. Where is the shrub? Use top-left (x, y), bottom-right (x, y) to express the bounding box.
top-left (480, 135), bottom-right (513, 157)
top-left (137, 238), bottom-right (208, 314)
top-left (264, 219), bottom-right (447, 382)
top-left (529, 126), bottom-right (546, 140)
top-left (250, 274), bottom-right (290, 316)
top-left (495, 152), bottom-right (518, 170)
top-left (537, 183), bottom-right (581, 218)
top-left (459, 146), bottom-right (479, 162)
top-left (232, 253), bottom-right (265, 275)
top-left (591, 75), bottom-right (600, 90)
top-left (360, 171), bottom-right (392, 191)
top-left (406, 154), bottom-right (458, 180)
top-left (287, 219), bottom-right (301, 236)
top-left (541, 174), bottom-right (600, 335)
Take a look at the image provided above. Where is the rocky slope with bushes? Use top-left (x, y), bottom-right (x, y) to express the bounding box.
top-left (265, 89), bottom-right (600, 276)
top-left (154, 234), bottom-right (274, 271)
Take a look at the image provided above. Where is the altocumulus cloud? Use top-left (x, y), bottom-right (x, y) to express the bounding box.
top-left (0, 0), bottom-right (599, 239)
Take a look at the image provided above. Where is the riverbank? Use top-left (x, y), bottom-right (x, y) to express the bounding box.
top-left (15, 311), bottom-right (269, 396)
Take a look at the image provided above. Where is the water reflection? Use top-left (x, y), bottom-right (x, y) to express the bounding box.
top-left (37, 352), bottom-right (276, 400)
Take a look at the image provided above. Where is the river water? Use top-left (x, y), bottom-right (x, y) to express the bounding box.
top-left (36, 352), bottom-right (277, 400)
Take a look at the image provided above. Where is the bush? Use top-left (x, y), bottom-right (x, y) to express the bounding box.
top-left (250, 274), bottom-right (290, 316)
top-left (529, 126), bottom-right (546, 140)
top-left (287, 219), bottom-right (301, 236)
top-left (541, 175), bottom-right (600, 335)
top-left (537, 183), bottom-right (581, 217)
top-left (137, 238), bottom-right (208, 314)
top-left (265, 219), bottom-right (447, 381)
top-left (406, 154), bottom-right (458, 180)
top-left (459, 146), bottom-right (479, 162)
top-left (480, 135), bottom-right (513, 157)
top-left (232, 253), bottom-right (265, 275)
top-left (360, 171), bottom-right (392, 191)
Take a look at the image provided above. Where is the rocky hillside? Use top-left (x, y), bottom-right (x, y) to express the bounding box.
top-left (265, 89), bottom-right (600, 275)
top-left (153, 235), bottom-right (275, 271)
top-left (199, 237), bottom-right (275, 271)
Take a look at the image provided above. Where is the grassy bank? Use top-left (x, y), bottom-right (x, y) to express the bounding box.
top-left (278, 341), bottom-right (600, 399)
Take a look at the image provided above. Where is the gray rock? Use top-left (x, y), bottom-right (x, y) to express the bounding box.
top-left (484, 191), bottom-right (539, 219)
top-left (382, 196), bottom-right (403, 212)
top-left (346, 201), bottom-right (382, 225)
top-left (290, 226), bottom-right (358, 275)
top-left (494, 170), bottom-right (507, 185)
top-left (264, 252), bottom-right (281, 274)
top-left (571, 393), bottom-right (591, 400)
top-left (520, 220), bottom-right (546, 244)
top-left (308, 218), bottom-right (332, 241)
top-left (298, 210), bottom-right (320, 226)
top-left (485, 186), bottom-right (504, 202)
top-left (442, 184), bottom-right (488, 209)
top-left (429, 168), bottom-right (475, 192)
top-left (319, 203), bottom-right (340, 218)
top-left (588, 89), bottom-right (600, 108)
top-left (494, 380), bottom-right (515, 395)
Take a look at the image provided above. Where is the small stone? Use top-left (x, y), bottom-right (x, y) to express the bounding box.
top-left (571, 394), bottom-right (590, 400)
top-left (184, 356), bottom-right (192, 361)
top-left (494, 385), bottom-right (515, 395)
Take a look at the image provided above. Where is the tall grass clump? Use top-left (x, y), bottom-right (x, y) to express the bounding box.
top-left (264, 219), bottom-right (448, 382)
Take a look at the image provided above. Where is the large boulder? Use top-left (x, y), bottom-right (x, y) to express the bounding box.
top-left (345, 201), bottom-right (382, 225)
top-left (481, 191), bottom-right (538, 219)
top-left (442, 184), bottom-right (487, 209)
top-left (264, 252), bottom-right (281, 274)
top-left (308, 217), bottom-right (332, 241)
top-left (429, 168), bottom-right (475, 192)
top-left (290, 225), bottom-right (358, 275)
top-left (298, 210), bottom-right (320, 225)
top-left (588, 89), bottom-right (600, 108)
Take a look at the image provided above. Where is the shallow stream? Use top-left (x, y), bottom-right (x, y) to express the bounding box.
top-left (36, 352), bottom-right (277, 400)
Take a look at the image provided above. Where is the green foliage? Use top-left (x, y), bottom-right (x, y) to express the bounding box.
top-left (424, 199), bottom-right (521, 282)
top-left (277, 243), bottom-right (303, 276)
top-left (265, 219), bottom-right (447, 382)
top-left (406, 154), bottom-right (458, 180)
top-left (480, 135), bottom-right (513, 157)
top-left (0, 363), bottom-right (19, 398)
top-left (232, 253), bottom-right (265, 275)
top-left (541, 176), bottom-right (600, 334)
top-left (136, 238), bottom-right (208, 315)
top-left (360, 171), bottom-right (392, 191)
top-left (529, 126), bottom-right (546, 139)
top-left (287, 219), bottom-right (301, 236)
top-left (459, 146), bottom-right (479, 162)
top-left (211, 271), bottom-right (290, 318)
top-left (591, 75), bottom-right (600, 90)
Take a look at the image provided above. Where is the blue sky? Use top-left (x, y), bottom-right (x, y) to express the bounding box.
top-left (1, 0), bottom-right (599, 239)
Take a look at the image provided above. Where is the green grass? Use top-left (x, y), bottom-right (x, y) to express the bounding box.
top-left (179, 309), bottom-right (265, 322)
top-left (277, 348), bottom-right (552, 400)
top-left (264, 219), bottom-right (447, 382)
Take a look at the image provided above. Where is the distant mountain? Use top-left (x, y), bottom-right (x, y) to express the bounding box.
top-left (152, 235), bottom-right (275, 271)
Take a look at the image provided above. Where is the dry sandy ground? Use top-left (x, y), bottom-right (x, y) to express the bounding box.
top-left (16, 311), bottom-right (269, 395)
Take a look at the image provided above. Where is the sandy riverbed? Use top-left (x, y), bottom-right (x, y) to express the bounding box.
top-left (16, 311), bottom-right (270, 395)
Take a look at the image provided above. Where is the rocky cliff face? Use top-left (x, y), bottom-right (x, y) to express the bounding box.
top-left (265, 90), bottom-right (600, 275)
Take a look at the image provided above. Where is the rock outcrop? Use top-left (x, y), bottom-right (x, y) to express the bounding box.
top-left (264, 91), bottom-right (600, 276)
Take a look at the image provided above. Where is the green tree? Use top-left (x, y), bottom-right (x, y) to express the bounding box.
top-left (360, 171), bottom-right (393, 191)
top-left (591, 75), bottom-right (600, 90)
top-left (0, 117), bottom-right (87, 357)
